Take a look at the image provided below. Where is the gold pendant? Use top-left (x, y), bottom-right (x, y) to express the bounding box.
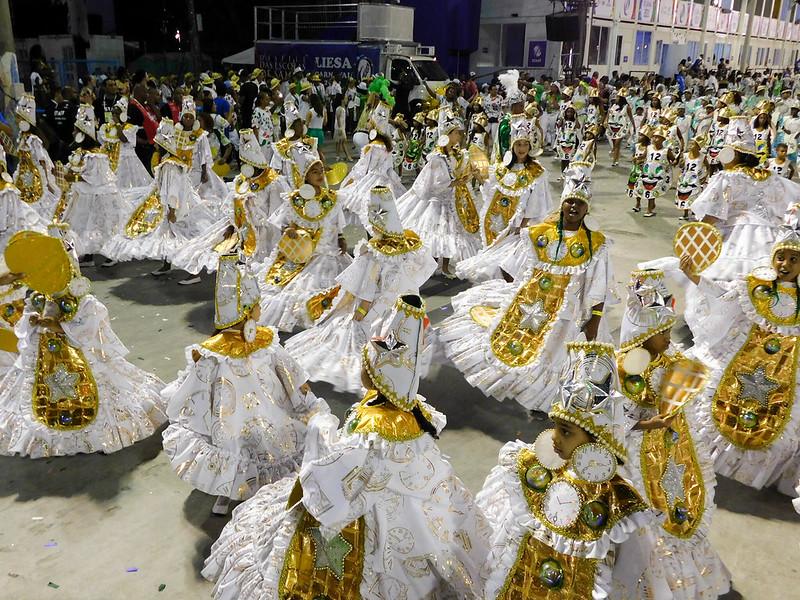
top-left (16, 151), bottom-right (44, 204)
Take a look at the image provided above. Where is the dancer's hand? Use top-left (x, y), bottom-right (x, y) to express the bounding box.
top-left (167, 207), bottom-right (177, 223)
top-left (679, 254), bottom-right (700, 285)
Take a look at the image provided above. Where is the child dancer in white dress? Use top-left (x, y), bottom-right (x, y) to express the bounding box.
top-left (0, 230), bottom-right (166, 457)
top-left (0, 145), bottom-right (46, 247)
top-left (98, 96), bottom-right (153, 189)
top-left (202, 294), bottom-right (491, 600)
top-left (284, 186), bottom-right (436, 393)
top-left (162, 254), bottom-right (324, 515)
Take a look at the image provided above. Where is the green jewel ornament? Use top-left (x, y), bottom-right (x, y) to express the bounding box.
top-left (524, 465), bottom-right (551, 491)
top-left (46, 338), bottom-right (62, 353)
top-left (321, 198), bottom-right (333, 209)
top-left (32, 294), bottom-right (46, 311)
top-left (499, 197), bottom-right (511, 207)
top-left (569, 243), bottom-right (585, 258)
top-left (537, 558), bottom-right (565, 589)
top-left (580, 500), bottom-right (609, 530)
top-left (518, 174), bottom-right (528, 184)
top-left (763, 339), bottom-right (781, 355)
top-left (59, 298), bottom-right (76, 315)
top-left (751, 284), bottom-right (773, 301)
top-left (673, 502), bottom-right (690, 524)
top-left (309, 527), bottom-right (352, 580)
top-left (293, 196), bottom-right (305, 208)
top-left (624, 374), bottom-right (645, 395)
top-left (3, 304), bottom-right (14, 317)
top-left (507, 340), bottom-right (523, 356)
top-left (738, 410), bottom-right (759, 429)
top-left (346, 416), bottom-right (359, 434)
top-left (321, 298), bottom-right (331, 309)
top-left (535, 235), bottom-right (549, 248)
top-left (538, 276), bottom-right (553, 291)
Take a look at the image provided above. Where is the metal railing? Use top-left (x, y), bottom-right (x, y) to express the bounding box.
top-left (254, 3), bottom-right (359, 42)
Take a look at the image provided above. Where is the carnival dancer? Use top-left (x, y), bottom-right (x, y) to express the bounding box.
top-left (751, 100), bottom-right (775, 167)
top-left (767, 142), bottom-right (795, 179)
top-left (679, 227), bottom-right (800, 496)
top-left (555, 104), bottom-right (581, 178)
top-left (175, 97), bottom-right (228, 212)
top-left (170, 129), bottom-right (289, 284)
top-left (256, 147), bottom-right (351, 331)
top-left (627, 125), bottom-right (650, 202)
top-left (484, 82), bottom-right (505, 156)
top-left (477, 341), bottom-right (656, 599)
top-left (284, 186), bottom-right (436, 393)
top-left (0, 144), bottom-right (46, 248)
top-left (572, 124), bottom-right (599, 167)
top-left (98, 96), bottom-right (153, 189)
top-left (339, 101), bottom-right (405, 228)
top-left (269, 97), bottom-right (320, 187)
top-left (397, 109), bottom-right (481, 278)
top-left (60, 104), bottom-right (134, 263)
top-left (402, 112), bottom-right (425, 175)
top-left (606, 89), bottom-right (635, 167)
top-left (162, 254), bottom-right (325, 515)
top-left (633, 125), bottom-right (676, 217)
top-left (496, 70), bottom-right (526, 160)
top-left (103, 118), bottom-right (215, 273)
top-left (438, 164), bottom-right (614, 413)
top-left (706, 108), bottom-right (731, 175)
top-left (675, 136), bottom-right (709, 220)
top-left (12, 93), bottom-right (60, 220)
top-left (456, 116), bottom-right (552, 284)
top-left (0, 230), bottom-right (166, 457)
top-left (540, 82), bottom-right (562, 152)
top-left (202, 294), bottom-right (491, 600)
top-left (616, 269), bottom-right (732, 599)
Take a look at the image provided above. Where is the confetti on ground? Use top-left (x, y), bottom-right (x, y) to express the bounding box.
top-left (126, 568), bottom-right (138, 573)
top-left (163, 356), bottom-right (171, 360)
top-left (158, 584), bottom-right (166, 592)
top-left (44, 541), bottom-right (57, 547)
top-left (31, 516), bottom-right (43, 521)
top-left (8, 572), bottom-right (19, 578)
top-left (47, 582), bottom-right (59, 589)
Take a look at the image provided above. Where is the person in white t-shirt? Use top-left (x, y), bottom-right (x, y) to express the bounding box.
top-left (334, 95), bottom-right (352, 161)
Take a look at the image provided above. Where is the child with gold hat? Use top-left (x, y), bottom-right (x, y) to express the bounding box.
top-left (616, 269), bottom-right (731, 599)
top-left (0, 144), bottom-right (46, 248)
top-left (476, 341), bottom-right (657, 598)
top-left (0, 230), bottom-right (166, 457)
top-left (456, 115), bottom-right (552, 284)
top-left (675, 135), bottom-right (709, 220)
top-left (202, 294), bottom-right (491, 599)
top-left (439, 164), bottom-right (614, 414)
top-left (162, 253), bottom-right (324, 515)
top-left (679, 222), bottom-right (800, 495)
top-left (633, 124), bottom-right (676, 217)
top-left (12, 93), bottom-right (61, 220)
top-left (284, 186), bottom-right (436, 393)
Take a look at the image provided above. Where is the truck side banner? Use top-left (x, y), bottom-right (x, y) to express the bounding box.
top-left (255, 42), bottom-right (381, 79)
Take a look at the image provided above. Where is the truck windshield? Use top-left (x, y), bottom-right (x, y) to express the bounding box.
top-left (412, 60), bottom-right (449, 82)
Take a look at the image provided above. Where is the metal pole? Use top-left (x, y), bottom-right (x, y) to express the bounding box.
top-left (740, 0), bottom-right (755, 70)
top-left (698, 0), bottom-right (712, 65)
top-left (606, 0), bottom-right (619, 75)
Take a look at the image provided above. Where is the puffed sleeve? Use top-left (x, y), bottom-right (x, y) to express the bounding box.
top-left (689, 172), bottom-right (729, 221)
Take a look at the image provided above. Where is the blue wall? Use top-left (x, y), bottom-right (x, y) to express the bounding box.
top-left (402, 0), bottom-right (482, 77)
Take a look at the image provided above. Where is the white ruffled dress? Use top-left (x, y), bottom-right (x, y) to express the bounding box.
top-left (685, 276), bottom-right (800, 493)
top-left (13, 132), bottom-right (60, 220)
top-left (161, 326), bottom-right (326, 501)
top-left (189, 131), bottom-right (230, 215)
top-left (619, 359), bottom-right (731, 600)
top-left (284, 237), bottom-right (437, 393)
top-left (202, 400), bottom-right (491, 600)
top-left (477, 440), bottom-right (655, 599)
top-left (170, 171), bottom-right (288, 275)
top-left (0, 180), bottom-right (47, 247)
top-left (62, 150), bottom-right (138, 256)
top-left (0, 295), bottom-right (166, 457)
top-left (396, 149), bottom-right (481, 265)
top-left (456, 162), bottom-right (553, 284)
top-left (98, 123), bottom-right (153, 189)
top-left (338, 141), bottom-right (406, 228)
top-left (438, 225), bottom-right (613, 411)
top-left (103, 158), bottom-right (215, 262)
top-left (255, 191), bottom-right (352, 332)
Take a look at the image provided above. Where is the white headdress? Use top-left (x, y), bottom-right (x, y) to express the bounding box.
top-left (238, 128), bottom-right (268, 169)
top-left (722, 115), bottom-right (757, 156)
top-left (561, 162), bottom-right (594, 206)
top-left (619, 269), bottom-right (676, 352)
top-left (436, 108), bottom-right (464, 146)
top-left (114, 96), bottom-right (129, 122)
top-left (16, 94), bottom-right (36, 126)
top-left (154, 118), bottom-right (178, 155)
top-left (368, 101), bottom-right (393, 140)
top-left (214, 254), bottom-right (261, 330)
top-left (367, 186), bottom-right (404, 238)
top-left (74, 104), bottom-right (97, 140)
top-left (362, 295), bottom-right (426, 411)
top-left (180, 96), bottom-right (197, 118)
top-left (549, 342), bottom-right (629, 461)
top-left (498, 69), bottom-right (524, 105)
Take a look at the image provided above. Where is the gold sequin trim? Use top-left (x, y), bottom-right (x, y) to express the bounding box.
top-left (125, 189), bottom-right (164, 238)
top-left (15, 149), bottom-right (43, 204)
top-left (200, 327), bottom-right (274, 359)
top-left (368, 230), bottom-right (423, 256)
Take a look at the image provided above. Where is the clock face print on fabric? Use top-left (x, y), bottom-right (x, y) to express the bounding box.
top-left (571, 443), bottom-right (617, 483)
top-left (542, 480), bottom-right (582, 528)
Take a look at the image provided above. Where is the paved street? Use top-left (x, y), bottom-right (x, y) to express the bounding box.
top-left (1, 144), bottom-right (798, 599)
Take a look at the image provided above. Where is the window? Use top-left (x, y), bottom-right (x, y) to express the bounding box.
top-left (687, 41), bottom-right (699, 60)
top-left (634, 30), bottom-right (651, 65)
top-left (655, 40), bottom-right (663, 64)
top-left (774, 49), bottom-right (782, 65)
top-left (614, 35), bottom-right (623, 66)
top-left (588, 25), bottom-right (609, 64)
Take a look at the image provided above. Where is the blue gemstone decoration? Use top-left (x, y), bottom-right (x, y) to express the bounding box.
top-left (673, 503), bottom-right (689, 524)
top-left (536, 235), bottom-right (549, 248)
top-left (500, 197), bottom-right (511, 207)
top-left (580, 500), bottom-right (609, 530)
top-left (59, 299), bottom-right (75, 314)
top-left (250, 182), bottom-right (259, 190)
top-left (537, 559), bottom-right (564, 589)
top-left (47, 339), bottom-right (61, 353)
top-left (59, 413), bottom-right (72, 425)
top-left (764, 339), bottom-right (781, 355)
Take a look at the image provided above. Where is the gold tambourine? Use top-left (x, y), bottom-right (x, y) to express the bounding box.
top-left (659, 357), bottom-right (708, 416)
top-left (0, 329), bottom-right (18, 353)
top-left (325, 162), bottom-right (349, 187)
top-left (4, 231), bottom-right (72, 295)
top-left (278, 228), bottom-right (315, 264)
top-left (468, 144), bottom-right (489, 182)
top-left (212, 162), bottom-right (231, 178)
top-left (673, 222), bottom-right (722, 273)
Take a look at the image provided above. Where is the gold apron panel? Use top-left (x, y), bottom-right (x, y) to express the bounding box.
top-left (711, 324), bottom-right (797, 450)
top-left (33, 332), bottom-right (99, 431)
top-left (490, 270), bottom-right (571, 368)
top-left (483, 190), bottom-right (520, 246)
top-left (125, 189), bottom-right (164, 238)
top-left (16, 150), bottom-right (44, 204)
top-left (454, 182), bottom-right (480, 234)
top-left (265, 227), bottom-right (321, 288)
top-left (103, 140), bottom-right (121, 171)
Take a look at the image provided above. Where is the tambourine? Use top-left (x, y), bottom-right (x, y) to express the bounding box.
top-left (673, 222), bottom-right (722, 273)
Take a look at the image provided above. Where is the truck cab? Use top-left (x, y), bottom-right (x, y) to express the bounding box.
top-left (383, 46), bottom-right (449, 116)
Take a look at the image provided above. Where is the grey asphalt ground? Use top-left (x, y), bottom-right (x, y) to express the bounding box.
top-left (0, 142), bottom-right (797, 599)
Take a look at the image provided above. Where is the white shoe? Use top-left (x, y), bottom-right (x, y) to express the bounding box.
top-left (100, 259), bottom-right (118, 268)
top-left (211, 496), bottom-right (230, 516)
top-left (178, 275), bottom-right (202, 285)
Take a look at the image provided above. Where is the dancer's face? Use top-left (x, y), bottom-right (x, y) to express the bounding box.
top-left (642, 329), bottom-right (671, 357)
top-left (512, 140), bottom-right (530, 161)
top-left (305, 162), bottom-right (325, 188)
top-left (561, 198), bottom-right (588, 229)
top-left (773, 249), bottom-right (800, 282)
top-left (552, 418), bottom-right (593, 460)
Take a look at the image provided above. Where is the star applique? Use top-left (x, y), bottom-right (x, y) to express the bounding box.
top-left (369, 204), bottom-right (389, 227)
top-left (518, 300), bottom-right (549, 333)
top-left (568, 172), bottom-right (591, 193)
top-left (736, 366), bottom-right (780, 407)
top-left (660, 457), bottom-right (686, 509)
top-left (310, 527), bottom-right (352, 580)
top-left (45, 365), bottom-right (79, 403)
